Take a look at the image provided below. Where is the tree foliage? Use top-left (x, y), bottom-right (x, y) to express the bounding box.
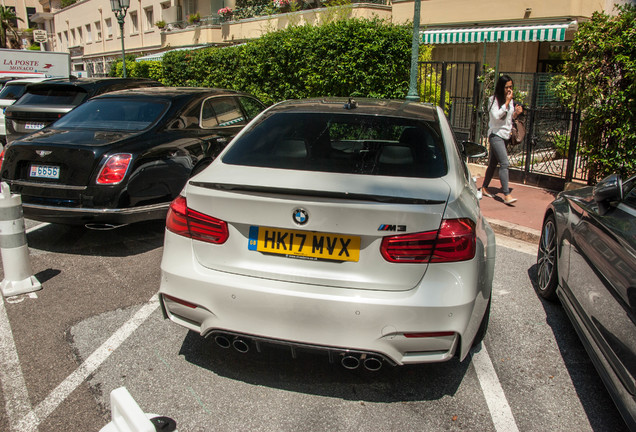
top-left (0, 6), bottom-right (23, 48)
top-left (561, 4), bottom-right (636, 181)
top-left (116, 18), bottom-right (412, 105)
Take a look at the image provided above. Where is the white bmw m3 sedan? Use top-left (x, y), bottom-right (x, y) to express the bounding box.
top-left (159, 98), bottom-right (496, 371)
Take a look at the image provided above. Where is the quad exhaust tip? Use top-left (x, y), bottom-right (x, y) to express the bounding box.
top-left (341, 354), bottom-right (383, 371)
top-left (211, 332), bottom-right (384, 370)
top-left (232, 338), bottom-right (250, 353)
top-left (214, 334), bottom-right (250, 353)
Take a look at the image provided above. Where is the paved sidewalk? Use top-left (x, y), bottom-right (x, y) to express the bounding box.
top-left (476, 179), bottom-right (560, 245)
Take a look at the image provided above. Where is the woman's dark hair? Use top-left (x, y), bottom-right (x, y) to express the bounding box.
top-left (493, 74), bottom-right (513, 108)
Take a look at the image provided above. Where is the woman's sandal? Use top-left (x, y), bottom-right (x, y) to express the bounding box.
top-left (504, 195), bottom-right (517, 205)
top-left (480, 188), bottom-right (495, 198)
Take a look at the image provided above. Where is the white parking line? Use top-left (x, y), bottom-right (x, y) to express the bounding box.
top-left (472, 344), bottom-right (520, 432)
top-left (0, 296), bottom-right (33, 432)
top-left (13, 294), bottom-right (160, 431)
top-left (25, 223), bottom-right (50, 234)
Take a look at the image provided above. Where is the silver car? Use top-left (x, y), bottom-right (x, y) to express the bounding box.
top-left (159, 98), bottom-right (495, 370)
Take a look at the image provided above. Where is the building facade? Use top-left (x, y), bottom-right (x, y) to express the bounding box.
top-left (21, 0), bottom-right (631, 76)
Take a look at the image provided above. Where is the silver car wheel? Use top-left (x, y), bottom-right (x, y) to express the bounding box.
top-left (536, 215), bottom-right (558, 300)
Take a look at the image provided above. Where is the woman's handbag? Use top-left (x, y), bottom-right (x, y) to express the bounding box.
top-left (511, 114), bottom-right (526, 145)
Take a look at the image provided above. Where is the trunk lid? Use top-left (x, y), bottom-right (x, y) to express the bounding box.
top-left (4, 129), bottom-right (137, 186)
top-left (184, 164), bottom-right (450, 291)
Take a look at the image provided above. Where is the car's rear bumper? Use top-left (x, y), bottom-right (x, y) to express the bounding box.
top-left (22, 202), bottom-right (169, 225)
top-left (159, 230), bottom-right (492, 366)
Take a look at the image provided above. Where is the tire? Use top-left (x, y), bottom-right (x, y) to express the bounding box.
top-left (472, 296), bottom-right (491, 348)
top-left (537, 214), bottom-right (559, 301)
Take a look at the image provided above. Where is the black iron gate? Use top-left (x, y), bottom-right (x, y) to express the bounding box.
top-left (481, 72), bottom-right (588, 186)
top-left (418, 62), bottom-right (589, 187)
top-left (418, 61), bottom-right (479, 142)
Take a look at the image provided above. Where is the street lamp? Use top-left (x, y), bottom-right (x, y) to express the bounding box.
top-left (110, 0), bottom-right (130, 78)
top-left (405, 0), bottom-right (421, 101)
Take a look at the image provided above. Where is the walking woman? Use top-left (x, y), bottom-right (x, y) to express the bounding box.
top-left (480, 74), bottom-right (521, 205)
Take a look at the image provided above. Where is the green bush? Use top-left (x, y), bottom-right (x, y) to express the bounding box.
top-left (116, 18), bottom-right (411, 105)
top-left (549, 132), bottom-right (570, 159)
top-left (559, 4), bottom-right (636, 181)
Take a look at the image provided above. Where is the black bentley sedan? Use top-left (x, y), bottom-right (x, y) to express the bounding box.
top-left (537, 173), bottom-right (636, 430)
top-left (0, 87), bottom-right (266, 227)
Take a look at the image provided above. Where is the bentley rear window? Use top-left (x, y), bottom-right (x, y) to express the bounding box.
top-left (0, 83), bottom-right (28, 100)
top-left (52, 99), bottom-right (168, 131)
top-left (17, 87), bottom-right (88, 106)
top-left (222, 112), bottom-right (447, 178)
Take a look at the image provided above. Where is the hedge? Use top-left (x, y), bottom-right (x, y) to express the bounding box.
top-left (117, 18), bottom-right (413, 105)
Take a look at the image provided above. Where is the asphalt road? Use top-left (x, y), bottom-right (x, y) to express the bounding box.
top-left (0, 221), bottom-right (629, 431)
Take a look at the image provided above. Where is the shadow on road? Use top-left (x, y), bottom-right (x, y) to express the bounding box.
top-left (25, 220), bottom-right (166, 257)
top-left (178, 330), bottom-right (470, 403)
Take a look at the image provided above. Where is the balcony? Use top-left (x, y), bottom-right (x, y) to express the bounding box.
top-left (159, 0), bottom-right (391, 48)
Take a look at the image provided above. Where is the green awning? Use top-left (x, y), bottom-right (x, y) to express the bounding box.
top-left (421, 23), bottom-right (572, 44)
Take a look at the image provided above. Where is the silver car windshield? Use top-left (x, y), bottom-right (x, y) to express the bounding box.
top-left (53, 99), bottom-right (169, 131)
top-left (223, 112), bottom-right (447, 178)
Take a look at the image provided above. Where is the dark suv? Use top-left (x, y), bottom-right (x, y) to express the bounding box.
top-left (4, 77), bottom-right (162, 144)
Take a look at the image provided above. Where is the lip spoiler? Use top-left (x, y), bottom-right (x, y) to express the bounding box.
top-left (188, 181), bottom-right (445, 205)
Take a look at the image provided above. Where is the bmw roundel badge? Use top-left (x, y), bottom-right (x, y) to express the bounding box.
top-left (292, 208), bottom-right (309, 225)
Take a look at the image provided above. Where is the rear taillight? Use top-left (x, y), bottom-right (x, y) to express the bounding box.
top-left (0, 149), bottom-right (4, 171)
top-left (96, 153), bottom-right (132, 184)
top-left (380, 218), bottom-right (476, 263)
top-left (380, 231), bottom-right (437, 263)
top-left (166, 196), bottom-right (228, 244)
top-left (431, 219), bottom-right (476, 262)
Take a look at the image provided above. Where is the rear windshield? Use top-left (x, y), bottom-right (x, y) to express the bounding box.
top-left (222, 112), bottom-right (447, 178)
top-left (52, 99), bottom-right (168, 131)
top-left (17, 87), bottom-right (88, 106)
top-left (0, 83), bottom-right (28, 100)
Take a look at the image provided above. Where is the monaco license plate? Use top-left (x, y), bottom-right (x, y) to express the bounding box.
top-left (248, 226), bottom-right (360, 262)
top-left (29, 164), bottom-right (60, 179)
top-left (25, 122), bottom-right (46, 130)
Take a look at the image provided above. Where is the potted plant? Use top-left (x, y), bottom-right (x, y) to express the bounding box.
top-left (218, 7), bottom-right (233, 22)
top-left (155, 20), bottom-right (166, 29)
top-left (272, 0), bottom-right (291, 12)
top-left (187, 12), bottom-right (201, 24)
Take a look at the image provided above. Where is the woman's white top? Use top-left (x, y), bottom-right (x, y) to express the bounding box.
top-left (487, 95), bottom-right (515, 140)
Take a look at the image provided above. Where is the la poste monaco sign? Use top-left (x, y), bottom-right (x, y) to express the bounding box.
top-left (0, 49), bottom-right (70, 78)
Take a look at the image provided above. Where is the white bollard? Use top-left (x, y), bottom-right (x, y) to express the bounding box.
top-left (100, 387), bottom-right (177, 432)
top-left (0, 182), bottom-right (41, 297)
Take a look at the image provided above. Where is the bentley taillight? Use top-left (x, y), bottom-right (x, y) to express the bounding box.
top-left (96, 153), bottom-right (132, 184)
top-left (166, 196), bottom-right (229, 244)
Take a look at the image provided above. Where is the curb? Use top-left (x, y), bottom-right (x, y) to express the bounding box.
top-left (486, 218), bottom-right (541, 244)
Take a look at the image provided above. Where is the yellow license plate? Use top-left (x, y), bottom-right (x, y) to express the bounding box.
top-left (248, 226), bottom-right (360, 262)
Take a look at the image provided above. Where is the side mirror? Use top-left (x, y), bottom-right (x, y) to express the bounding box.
top-left (462, 141), bottom-right (488, 159)
top-left (594, 174), bottom-right (623, 203)
top-left (593, 173), bottom-right (623, 215)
